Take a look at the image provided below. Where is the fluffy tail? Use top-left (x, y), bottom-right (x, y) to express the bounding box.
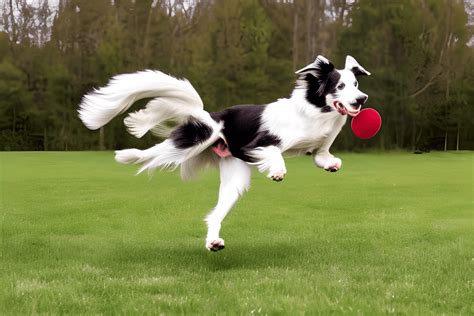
top-left (78, 69), bottom-right (223, 178)
top-left (115, 140), bottom-right (188, 173)
top-left (115, 120), bottom-right (223, 177)
top-left (78, 70), bottom-right (204, 135)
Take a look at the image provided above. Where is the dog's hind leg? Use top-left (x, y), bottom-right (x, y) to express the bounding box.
top-left (205, 157), bottom-right (251, 252)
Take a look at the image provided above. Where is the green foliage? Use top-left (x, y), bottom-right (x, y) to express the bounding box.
top-left (336, 0), bottom-right (472, 150)
top-left (0, 54), bottom-right (32, 150)
top-left (0, 0), bottom-right (472, 150)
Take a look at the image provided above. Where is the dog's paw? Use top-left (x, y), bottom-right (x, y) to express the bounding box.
top-left (269, 169), bottom-right (286, 182)
top-left (324, 157), bottom-right (342, 172)
top-left (206, 238), bottom-right (225, 252)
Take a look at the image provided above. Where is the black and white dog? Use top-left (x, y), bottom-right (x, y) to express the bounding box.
top-left (79, 55), bottom-right (370, 251)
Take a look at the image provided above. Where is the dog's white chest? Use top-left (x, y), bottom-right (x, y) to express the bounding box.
top-left (293, 115), bottom-right (344, 150)
top-left (262, 100), bottom-right (346, 152)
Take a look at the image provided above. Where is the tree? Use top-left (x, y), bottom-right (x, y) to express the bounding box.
top-left (336, 0), bottom-right (471, 151)
top-left (0, 0), bottom-right (472, 151)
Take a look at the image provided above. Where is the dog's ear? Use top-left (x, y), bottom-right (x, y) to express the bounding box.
top-left (295, 55), bottom-right (337, 96)
top-left (345, 55), bottom-right (371, 76)
top-left (295, 55), bottom-right (335, 78)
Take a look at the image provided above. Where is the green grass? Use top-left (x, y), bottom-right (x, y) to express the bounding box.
top-left (1, 151), bottom-right (473, 314)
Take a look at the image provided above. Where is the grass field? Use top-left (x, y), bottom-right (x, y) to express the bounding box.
top-left (1, 151), bottom-right (472, 314)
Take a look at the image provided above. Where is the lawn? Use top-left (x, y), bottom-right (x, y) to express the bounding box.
top-left (1, 151), bottom-right (472, 314)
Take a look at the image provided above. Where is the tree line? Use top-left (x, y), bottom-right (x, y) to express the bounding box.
top-left (0, 0), bottom-right (472, 151)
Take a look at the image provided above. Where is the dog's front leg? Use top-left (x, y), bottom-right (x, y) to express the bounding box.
top-left (205, 157), bottom-right (251, 252)
top-left (248, 146), bottom-right (287, 181)
top-left (314, 151), bottom-right (342, 172)
top-left (313, 119), bottom-right (345, 172)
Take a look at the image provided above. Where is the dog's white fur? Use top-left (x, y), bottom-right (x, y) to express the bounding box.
top-left (78, 55), bottom-right (370, 251)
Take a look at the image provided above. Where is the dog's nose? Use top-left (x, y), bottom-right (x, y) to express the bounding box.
top-left (356, 96), bottom-right (368, 105)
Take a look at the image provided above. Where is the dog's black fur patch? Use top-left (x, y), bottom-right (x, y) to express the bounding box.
top-left (304, 70), bottom-right (341, 108)
top-left (170, 119), bottom-right (213, 149)
top-left (240, 132), bottom-right (282, 162)
top-left (211, 104), bottom-right (280, 161)
top-left (296, 58), bottom-right (341, 108)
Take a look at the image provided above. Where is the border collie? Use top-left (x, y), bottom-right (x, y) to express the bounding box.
top-left (78, 55), bottom-right (370, 251)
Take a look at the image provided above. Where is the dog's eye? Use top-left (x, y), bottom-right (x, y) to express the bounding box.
top-left (354, 81), bottom-right (358, 87)
top-left (337, 83), bottom-right (345, 90)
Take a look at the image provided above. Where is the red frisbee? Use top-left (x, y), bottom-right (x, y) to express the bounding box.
top-left (351, 108), bottom-right (382, 139)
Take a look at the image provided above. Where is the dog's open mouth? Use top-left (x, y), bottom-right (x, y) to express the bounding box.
top-left (333, 101), bottom-right (361, 117)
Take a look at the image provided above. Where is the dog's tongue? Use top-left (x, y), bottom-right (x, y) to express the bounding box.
top-left (348, 106), bottom-right (361, 117)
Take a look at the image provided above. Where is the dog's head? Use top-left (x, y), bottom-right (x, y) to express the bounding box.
top-left (295, 55), bottom-right (370, 117)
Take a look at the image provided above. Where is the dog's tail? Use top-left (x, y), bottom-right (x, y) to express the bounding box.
top-left (114, 140), bottom-right (197, 174)
top-left (115, 119), bottom-right (223, 177)
top-left (78, 70), bottom-right (205, 137)
top-left (78, 70), bottom-right (224, 178)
